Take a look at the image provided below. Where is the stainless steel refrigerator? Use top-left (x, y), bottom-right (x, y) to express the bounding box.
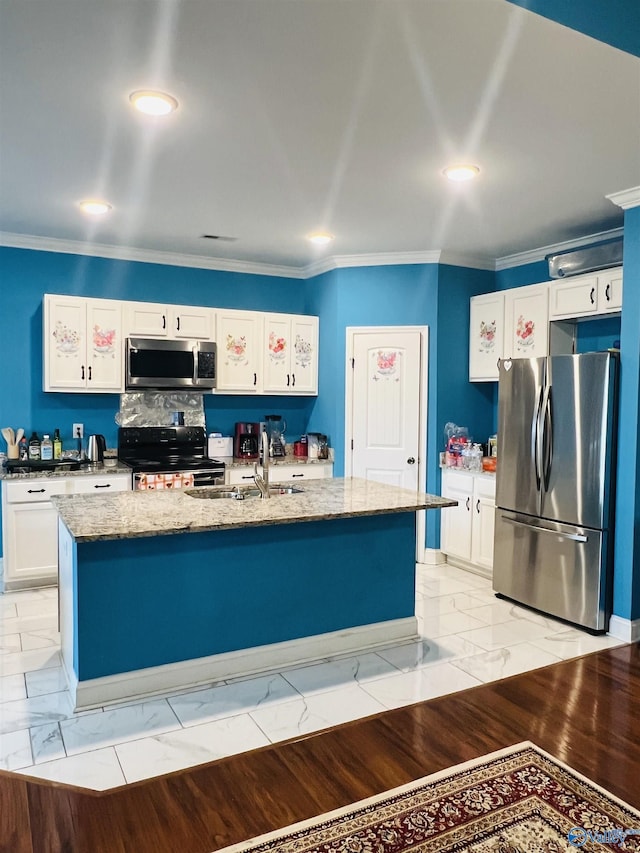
top-left (493, 352), bottom-right (618, 633)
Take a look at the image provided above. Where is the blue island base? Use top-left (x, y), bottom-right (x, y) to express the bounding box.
top-left (59, 512), bottom-right (418, 709)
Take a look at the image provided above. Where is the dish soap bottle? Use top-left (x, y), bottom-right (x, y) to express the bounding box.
top-left (41, 434), bottom-right (53, 461)
top-left (28, 431), bottom-right (41, 460)
top-left (53, 428), bottom-right (62, 460)
top-left (19, 436), bottom-right (29, 460)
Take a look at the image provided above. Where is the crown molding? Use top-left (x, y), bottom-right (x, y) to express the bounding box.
top-left (606, 186), bottom-right (640, 210)
top-left (303, 250), bottom-right (445, 278)
top-left (0, 231), bottom-right (306, 279)
top-left (495, 227), bottom-right (624, 270)
top-left (1, 227), bottom-right (627, 280)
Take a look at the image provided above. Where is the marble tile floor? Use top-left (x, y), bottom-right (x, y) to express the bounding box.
top-left (0, 563), bottom-right (625, 790)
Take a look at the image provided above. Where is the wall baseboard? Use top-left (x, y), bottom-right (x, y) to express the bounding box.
top-left (608, 615), bottom-right (640, 643)
top-left (69, 617), bottom-right (418, 711)
top-left (420, 548), bottom-right (446, 566)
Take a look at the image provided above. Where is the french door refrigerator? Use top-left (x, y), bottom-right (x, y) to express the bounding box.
top-left (493, 351), bottom-right (618, 633)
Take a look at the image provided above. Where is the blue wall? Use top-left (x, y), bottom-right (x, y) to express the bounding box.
top-left (0, 246), bottom-right (314, 453)
top-left (505, 0), bottom-right (640, 58)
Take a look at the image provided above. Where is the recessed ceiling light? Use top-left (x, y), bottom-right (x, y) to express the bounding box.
top-left (79, 200), bottom-right (112, 215)
top-left (129, 90), bottom-right (178, 116)
top-left (443, 164), bottom-right (480, 182)
top-left (307, 231), bottom-right (334, 246)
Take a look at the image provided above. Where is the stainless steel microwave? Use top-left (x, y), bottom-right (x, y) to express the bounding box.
top-left (125, 337), bottom-right (217, 391)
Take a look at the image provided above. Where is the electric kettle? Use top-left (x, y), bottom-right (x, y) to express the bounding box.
top-left (87, 434), bottom-right (106, 463)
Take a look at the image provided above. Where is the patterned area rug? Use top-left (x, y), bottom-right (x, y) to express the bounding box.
top-left (219, 743), bottom-right (640, 853)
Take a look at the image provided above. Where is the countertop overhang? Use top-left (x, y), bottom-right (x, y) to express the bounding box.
top-left (51, 477), bottom-right (456, 543)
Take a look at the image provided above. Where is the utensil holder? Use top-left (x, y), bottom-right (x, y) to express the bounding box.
top-left (7, 444), bottom-right (19, 459)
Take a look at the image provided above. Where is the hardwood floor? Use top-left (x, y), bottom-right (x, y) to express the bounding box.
top-left (2, 642), bottom-right (639, 853)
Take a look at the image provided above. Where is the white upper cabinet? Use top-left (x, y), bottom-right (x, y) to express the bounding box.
top-left (504, 282), bottom-right (549, 360)
top-left (549, 267), bottom-right (623, 320)
top-left (44, 294), bottom-right (123, 392)
top-left (263, 313), bottom-right (319, 395)
top-left (215, 309), bottom-right (263, 392)
top-left (469, 292), bottom-right (505, 382)
top-left (125, 302), bottom-right (212, 339)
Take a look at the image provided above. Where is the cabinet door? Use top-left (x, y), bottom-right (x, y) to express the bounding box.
top-left (4, 502), bottom-right (59, 586)
top-left (290, 316), bottom-right (318, 394)
top-left (548, 275), bottom-right (598, 319)
top-left (471, 479), bottom-right (496, 571)
top-left (263, 314), bottom-right (292, 392)
top-left (86, 299), bottom-right (123, 391)
top-left (440, 472), bottom-right (472, 562)
top-left (216, 310), bottom-right (262, 392)
top-left (469, 292), bottom-right (504, 381)
top-left (171, 306), bottom-right (212, 340)
top-left (126, 301), bottom-right (169, 337)
top-left (504, 283), bottom-right (549, 359)
top-left (598, 268), bottom-right (623, 312)
top-left (45, 295), bottom-right (87, 390)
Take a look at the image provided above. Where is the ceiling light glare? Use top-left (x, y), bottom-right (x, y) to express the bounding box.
top-left (129, 90), bottom-right (178, 116)
top-left (307, 232), bottom-right (334, 246)
top-left (444, 164), bottom-right (480, 182)
top-left (79, 200), bottom-right (112, 216)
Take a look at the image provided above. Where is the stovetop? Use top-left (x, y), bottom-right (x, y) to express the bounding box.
top-left (118, 426), bottom-right (225, 473)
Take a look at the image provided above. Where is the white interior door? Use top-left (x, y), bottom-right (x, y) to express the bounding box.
top-left (348, 329), bottom-right (425, 490)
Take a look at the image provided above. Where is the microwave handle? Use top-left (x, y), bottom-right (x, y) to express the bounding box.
top-left (192, 344), bottom-right (199, 383)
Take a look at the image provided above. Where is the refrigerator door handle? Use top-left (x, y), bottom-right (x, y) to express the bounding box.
top-left (532, 386), bottom-right (543, 493)
top-left (501, 515), bottom-right (588, 542)
top-left (541, 383), bottom-right (553, 491)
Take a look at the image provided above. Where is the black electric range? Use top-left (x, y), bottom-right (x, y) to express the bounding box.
top-left (118, 426), bottom-right (225, 490)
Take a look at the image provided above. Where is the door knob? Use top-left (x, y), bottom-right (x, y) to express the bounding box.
top-left (407, 457), bottom-right (415, 464)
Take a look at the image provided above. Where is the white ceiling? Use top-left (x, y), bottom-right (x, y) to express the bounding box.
top-left (1, 0), bottom-right (638, 273)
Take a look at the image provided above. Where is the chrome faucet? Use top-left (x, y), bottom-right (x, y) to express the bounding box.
top-left (253, 430), bottom-right (270, 499)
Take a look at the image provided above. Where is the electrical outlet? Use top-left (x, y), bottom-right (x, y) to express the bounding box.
top-left (73, 423), bottom-right (84, 439)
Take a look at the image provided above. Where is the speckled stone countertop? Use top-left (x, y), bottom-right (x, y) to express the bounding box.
top-left (51, 477), bottom-right (456, 543)
top-left (0, 462), bottom-right (132, 481)
top-left (221, 455), bottom-right (333, 469)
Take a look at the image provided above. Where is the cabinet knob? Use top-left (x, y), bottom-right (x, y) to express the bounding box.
top-left (407, 457), bottom-right (415, 465)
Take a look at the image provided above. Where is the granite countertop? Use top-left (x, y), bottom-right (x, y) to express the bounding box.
top-left (222, 455), bottom-right (333, 469)
top-left (52, 477), bottom-right (456, 543)
top-left (0, 461), bottom-right (132, 481)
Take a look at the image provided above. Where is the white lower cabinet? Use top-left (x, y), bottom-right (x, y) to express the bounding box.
top-left (1, 473), bottom-right (131, 590)
top-left (440, 470), bottom-right (496, 575)
top-left (225, 463), bottom-right (333, 486)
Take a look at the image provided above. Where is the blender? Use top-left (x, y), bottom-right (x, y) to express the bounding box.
top-left (265, 415), bottom-right (286, 457)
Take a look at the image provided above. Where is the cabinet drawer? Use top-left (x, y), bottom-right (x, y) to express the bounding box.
top-left (4, 478), bottom-right (71, 503)
top-left (271, 464), bottom-right (331, 481)
top-left (226, 467), bottom-right (260, 486)
top-left (73, 474), bottom-right (131, 494)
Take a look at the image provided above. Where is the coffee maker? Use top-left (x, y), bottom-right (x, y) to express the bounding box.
top-left (234, 422), bottom-right (260, 459)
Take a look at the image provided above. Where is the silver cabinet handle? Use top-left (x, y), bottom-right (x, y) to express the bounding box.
top-left (502, 515), bottom-right (587, 542)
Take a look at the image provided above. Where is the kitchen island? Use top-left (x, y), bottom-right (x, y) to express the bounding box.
top-left (53, 478), bottom-right (454, 709)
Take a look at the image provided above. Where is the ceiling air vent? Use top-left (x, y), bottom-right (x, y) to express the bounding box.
top-left (547, 239), bottom-right (623, 279)
top-left (200, 234), bottom-right (238, 242)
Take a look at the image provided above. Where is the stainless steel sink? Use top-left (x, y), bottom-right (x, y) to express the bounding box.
top-left (184, 485), bottom-right (303, 500)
